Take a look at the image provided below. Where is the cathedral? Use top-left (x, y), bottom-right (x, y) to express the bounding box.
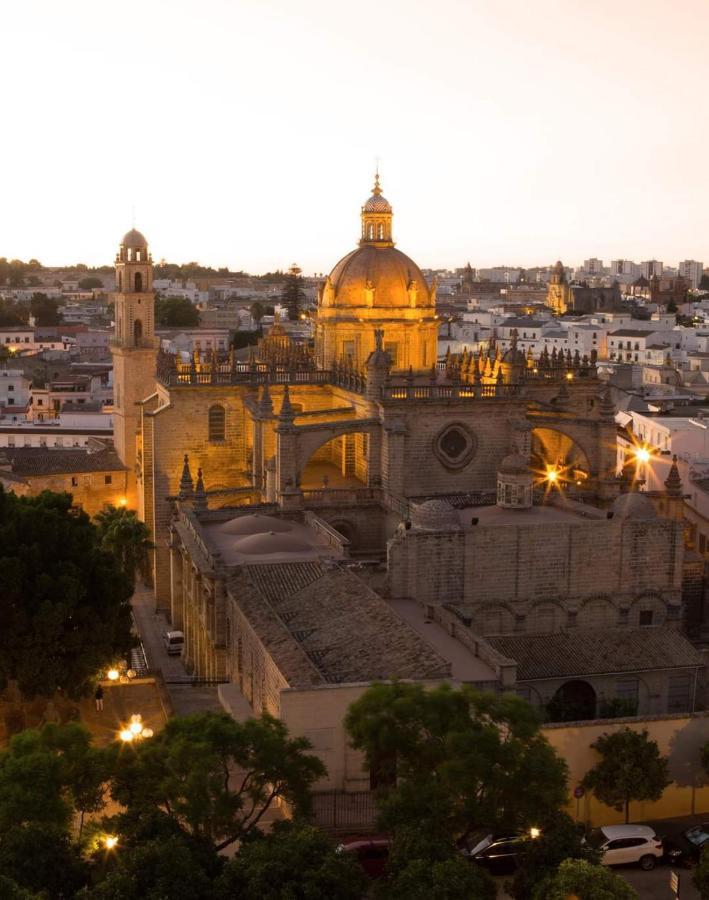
top-left (110, 176), bottom-right (704, 756)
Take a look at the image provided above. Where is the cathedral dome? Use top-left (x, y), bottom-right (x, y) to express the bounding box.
top-left (220, 513), bottom-right (293, 535)
top-left (232, 532), bottom-right (312, 555)
top-left (121, 228), bottom-right (148, 249)
top-left (363, 193), bottom-right (392, 213)
top-left (611, 492), bottom-right (657, 520)
top-left (499, 453), bottom-right (530, 475)
top-left (328, 244), bottom-right (432, 309)
top-left (411, 499), bottom-right (460, 531)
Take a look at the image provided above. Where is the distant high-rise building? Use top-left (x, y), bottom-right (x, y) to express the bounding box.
top-left (641, 260), bottom-right (663, 279)
top-left (609, 259), bottom-right (641, 283)
top-left (678, 259), bottom-right (704, 289)
top-left (583, 258), bottom-right (604, 274)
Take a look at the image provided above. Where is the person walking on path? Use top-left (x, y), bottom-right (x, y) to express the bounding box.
top-left (94, 684), bottom-right (104, 712)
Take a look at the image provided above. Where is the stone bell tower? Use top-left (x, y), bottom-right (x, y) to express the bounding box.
top-left (111, 228), bottom-right (158, 508)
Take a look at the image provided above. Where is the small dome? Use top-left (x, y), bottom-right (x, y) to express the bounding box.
top-left (499, 453), bottom-right (530, 475)
top-left (232, 532), bottom-right (312, 554)
top-left (411, 499), bottom-right (460, 531)
top-left (220, 514), bottom-right (293, 536)
top-left (121, 228), bottom-right (148, 249)
top-left (611, 492), bottom-right (657, 520)
top-left (363, 193), bottom-right (392, 213)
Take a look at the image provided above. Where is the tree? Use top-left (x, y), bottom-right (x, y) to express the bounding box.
top-left (29, 292), bottom-right (62, 325)
top-left (0, 823), bottom-right (87, 899)
top-left (533, 858), bottom-right (638, 899)
top-left (250, 300), bottom-right (265, 328)
top-left (0, 299), bottom-right (26, 326)
top-left (582, 728), bottom-right (670, 823)
top-left (510, 813), bottom-right (600, 899)
top-left (78, 276), bottom-right (104, 290)
top-left (94, 505), bottom-right (154, 589)
top-left (280, 263), bottom-right (305, 321)
top-left (83, 833), bottom-right (219, 900)
top-left (694, 842), bottom-right (709, 898)
top-left (345, 682), bottom-right (568, 843)
top-left (216, 821), bottom-right (367, 900)
top-left (109, 712), bottom-right (325, 850)
top-left (0, 723), bottom-right (114, 836)
top-left (380, 856), bottom-right (495, 900)
top-left (0, 489), bottom-right (134, 699)
top-left (154, 296), bottom-right (200, 327)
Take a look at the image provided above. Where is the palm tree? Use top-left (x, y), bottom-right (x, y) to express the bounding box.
top-left (94, 505), bottom-right (154, 589)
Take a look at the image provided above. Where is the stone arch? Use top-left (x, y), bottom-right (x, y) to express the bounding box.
top-left (133, 319), bottom-right (143, 346)
top-left (134, 271), bottom-right (143, 292)
top-left (299, 431), bottom-right (370, 489)
top-left (472, 602), bottom-right (516, 636)
top-left (531, 426), bottom-right (592, 483)
top-left (627, 593), bottom-right (667, 627)
top-left (329, 518), bottom-right (359, 545)
top-left (577, 594), bottom-right (618, 628)
top-left (293, 421), bottom-right (378, 487)
top-left (526, 599), bottom-right (564, 634)
top-left (547, 679), bottom-right (597, 722)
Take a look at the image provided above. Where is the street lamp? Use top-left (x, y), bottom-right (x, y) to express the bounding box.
top-left (118, 714), bottom-right (153, 743)
top-left (103, 835), bottom-right (119, 850)
top-left (106, 668), bottom-right (120, 682)
top-left (635, 446), bottom-right (651, 464)
top-left (546, 467), bottom-right (559, 484)
top-left (529, 827), bottom-right (541, 840)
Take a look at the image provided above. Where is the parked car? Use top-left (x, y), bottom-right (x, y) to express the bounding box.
top-left (587, 824), bottom-right (663, 870)
top-left (162, 630), bottom-right (184, 656)
top-left (465, 833), bottom-right (527, 875)
top-left (338, 838), bottom-right (390, 878)
top-left (656, 822), bottom-right (709, 866)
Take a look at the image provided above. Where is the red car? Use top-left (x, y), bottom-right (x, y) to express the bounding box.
top-left (338, 838), bottom-right (390, 878)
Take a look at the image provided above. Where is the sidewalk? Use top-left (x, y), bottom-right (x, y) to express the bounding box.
top-left (131, 583), bottom-right (222, 717)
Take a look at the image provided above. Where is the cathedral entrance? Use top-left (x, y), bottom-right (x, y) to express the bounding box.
top-left (531, 427), bottom-right (591, 488)
top-left (300, 433), bottom-right (369, 490)
top-left (546, 679), bottom-right (597, 722)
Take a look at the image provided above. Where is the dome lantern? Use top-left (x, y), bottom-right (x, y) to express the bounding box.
top-left (360, 170), bottom-right (394, 246)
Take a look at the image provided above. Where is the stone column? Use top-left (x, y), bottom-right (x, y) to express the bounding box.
top-left (168, 539), bottom-right (184, 629)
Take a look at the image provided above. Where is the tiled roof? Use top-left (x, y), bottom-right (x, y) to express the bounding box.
top-left (0, 447), bottom-right (125, 475)
top-left (487, 627), bottom-right (703, 680)
top-left (231, 563), bottom-right (451, 687)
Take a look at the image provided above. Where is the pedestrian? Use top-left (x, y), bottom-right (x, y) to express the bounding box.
top-left (94, 683), bottom-right (104, 712)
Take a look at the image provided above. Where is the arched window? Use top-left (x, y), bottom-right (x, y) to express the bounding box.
top-left (208, 404), bottom-right (226, 441)
top-left (117, 272), bottom-right (122, 291)
top-left (135, 272), bottom-right (143, 292)
top-left (133, 319), bottom-right (143, 346)
top-left (368, 224), bottom-right (374, 239)
top-left (378, 223), bottom-right (384, 239)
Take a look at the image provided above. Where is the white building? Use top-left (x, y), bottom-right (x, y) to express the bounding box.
top-left (0, 368), bottom-right (32, 417)
top-left (642, 260), bottom-right (664, 279)
top-left (678, 260), bottom-right (704, 290)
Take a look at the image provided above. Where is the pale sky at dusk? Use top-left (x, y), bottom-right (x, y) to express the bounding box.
top-left (3, 0), bottom-right (708, 273)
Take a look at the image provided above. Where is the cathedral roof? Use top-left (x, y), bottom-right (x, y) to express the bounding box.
top-left (328, 244), bottom-right (432, 308)
top-left (362, 170), bottom-right (392, 213)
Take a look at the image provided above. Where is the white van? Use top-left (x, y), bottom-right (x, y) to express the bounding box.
top-left (163, 631), bottom-right (184, 656)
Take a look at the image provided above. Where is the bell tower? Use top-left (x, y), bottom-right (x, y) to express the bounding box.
top-left (111, 228), bottom-right (158, 508)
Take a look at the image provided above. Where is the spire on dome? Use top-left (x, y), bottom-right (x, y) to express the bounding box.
top-left (361, 169), bottom-right (393, 245)
top-left (372, 167), bottom-right (382, 197)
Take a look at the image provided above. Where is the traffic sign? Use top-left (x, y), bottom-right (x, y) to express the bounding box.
top-left (573, 785), bottom-right (585, 799)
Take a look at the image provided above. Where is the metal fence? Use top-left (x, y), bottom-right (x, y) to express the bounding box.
top-left (310, 791), bottom-right (379, 833)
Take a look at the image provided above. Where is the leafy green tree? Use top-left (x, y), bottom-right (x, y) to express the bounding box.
top-left (0, 823), bottom-right (87, 899)
top-left (94, 505), bottom-right (154, 589)
top-left (110, 712), bottom-right (325, 850)
top-left (533, 857), bottom-right (638, 899)
top-left (0, 874), bottom-right (43, 899)
top-left (345, 682), bottom-right (568, 842)
top-left (216, 821), bottom-right (367, 900)
top-left (154, 296), bottom-right (200, 327)
top-left (582, 728), bottom-right (670, 823)
top-left (510, 812), bottom-right (600, 899)
top-left (280, 263), bottom-right (305, 320)
top-left (0, 723), bottom-right (114, 835)
top-left (0, 298), bottom-right (26, 326)
top-left (30, 292), bottom-right (62, 325)
top-left (0, 488), bottom-right (134, 698)
top-left (78, 276), bottom-right (104, 290)
top-left (82, 834), bottom-right (219, 900)
top-left (250, 300), bottom-right (265, 327)
top-left (380, 856), bottom-right (495, 900)
top-left (694, 842), bottom-right (709, 898)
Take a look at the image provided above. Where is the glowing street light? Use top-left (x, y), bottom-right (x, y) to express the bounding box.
top-left (107, 668), bottom-right (120, 682)
top-left (103, 835), bottom-right (119, 850)
top-left (635, 447), bottom-right (651, 464)
top-left (119, 728), bottom-right (134, 743)
top-left (546, 467), bottom-right (559, 484)
top-left (118, 714), bottom-right (153, 743)
top-left (529, 827), bottom-right (541, 840)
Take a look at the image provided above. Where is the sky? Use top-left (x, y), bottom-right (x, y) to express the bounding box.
top-left (2, 0), bottom-right (709, 273)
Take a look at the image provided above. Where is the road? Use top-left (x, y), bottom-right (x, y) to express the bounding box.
top-left (131, 583), bottom-right (223, 717)
top-left (621, 865), bottom-right (698, 899)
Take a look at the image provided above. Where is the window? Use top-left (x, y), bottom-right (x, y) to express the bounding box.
top-left (104, 475), bottom-right (112, 485)
top-left (639, 610), bottom-right (654, 626)
top-left (208, 404), bottom-right (226, 441)
top-left (667, 673), bottom-right (692, 713)
top-left (342, 340), bottom-right (355, 362)
top-left (7, 385), bottom-right (13, 391)
top-left (71, 477), bottom-right (78, 487)
top-left (384, 342), bottom-right (399, 367)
